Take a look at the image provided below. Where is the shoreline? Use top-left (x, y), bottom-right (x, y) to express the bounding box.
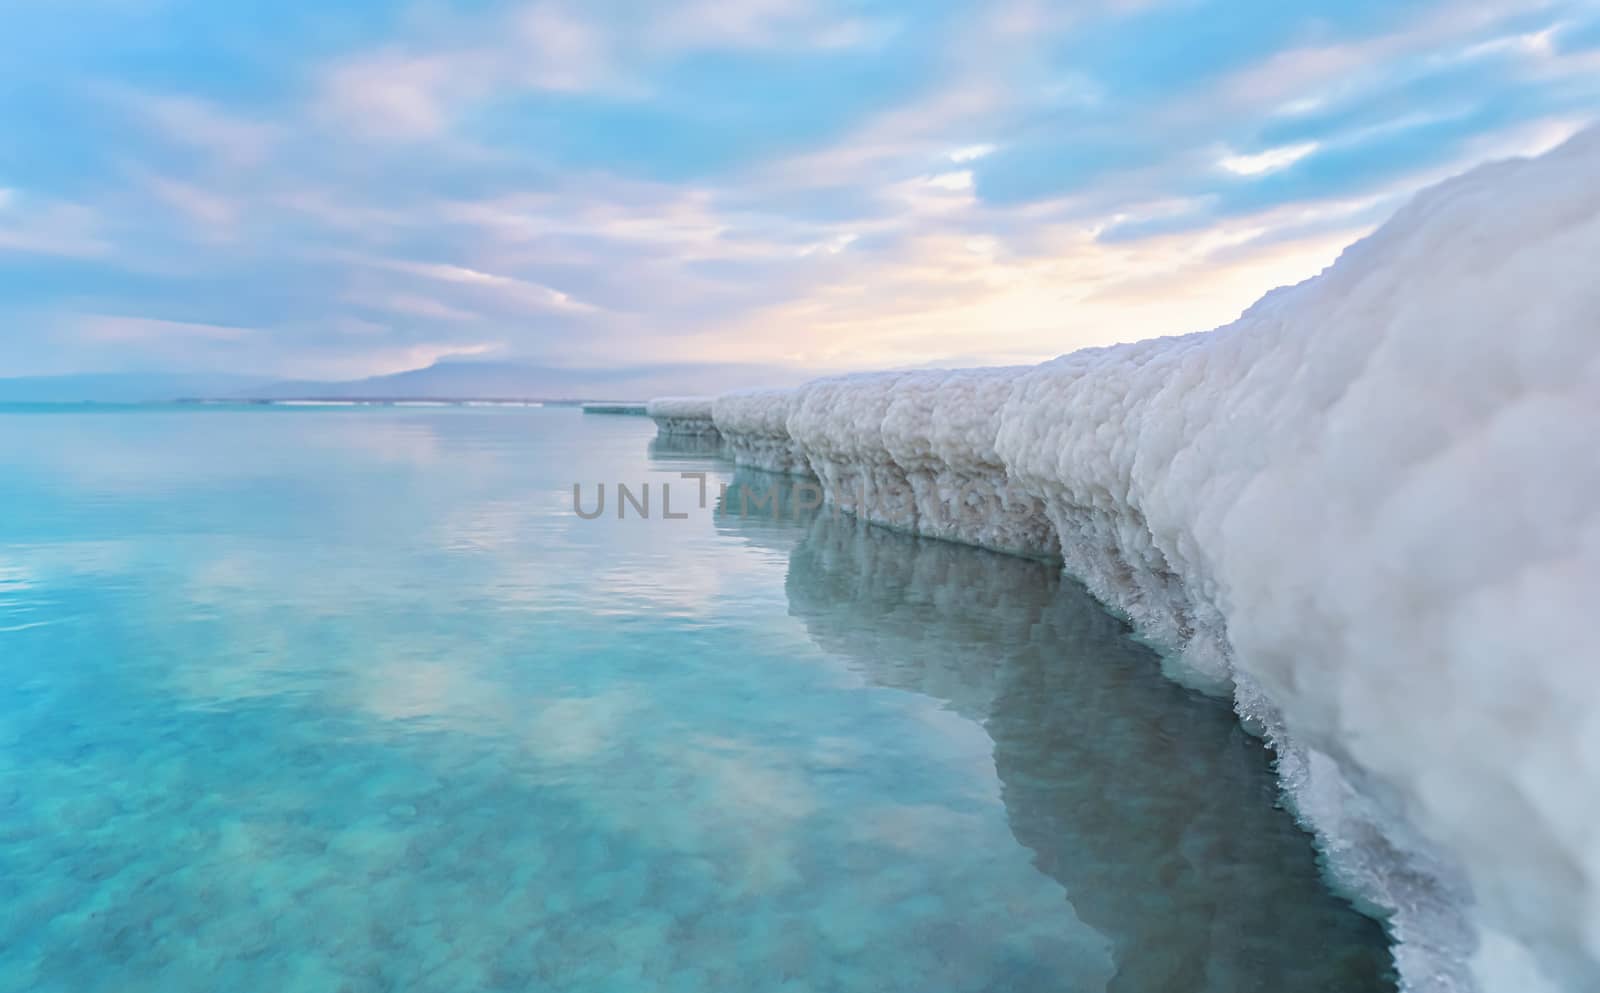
top-left (656, 125), bottom-right (1600, 993)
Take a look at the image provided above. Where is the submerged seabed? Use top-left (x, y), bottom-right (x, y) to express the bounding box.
top-left (0, 406), bottom-right (1390, 992)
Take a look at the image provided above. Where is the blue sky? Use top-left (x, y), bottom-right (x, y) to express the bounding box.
top-left (2, 0), bottom-right (1597, 383)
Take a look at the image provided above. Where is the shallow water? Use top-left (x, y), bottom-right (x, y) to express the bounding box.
top-left (0, 405), bottom-right (1394, 992)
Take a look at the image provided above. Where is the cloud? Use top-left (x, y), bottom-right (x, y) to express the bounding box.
top-left (142, 173), bottom-right (240, 232)
top-left (75, 315), bottom-right (257, 345)
top-left (949, 143), bottom-right (997, 163)
top-left (319, 52), bottom-right (459, 139)
top-left (114, 90), bottom-right (282, 167)
top-left (646, 0), bottom-right (895, 52)
top-left (1219, 142), bottom-right (1321, 176)
top-left (354, 257), bottom-right (601, 315)
top-left (313, 0), bottom-right (893, 140)
top-left (3, 0), bottom-right (1598, 382)
top-left (0, 193), bottom-right (111, 259)
top-left (661, 190), bottom-right (1369, 369)
top-left (343, 291), bottom-right (480, 323)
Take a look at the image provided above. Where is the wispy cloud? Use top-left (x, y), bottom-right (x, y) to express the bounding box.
top-left (343, 291), bottom-right (480, 323)
top-left (141, 173), bottom-right (241, 232)
top-left (75, 315), bottom-right (257, 345)
top-left (355, 257), bottom-right (601, 315)
top-left (113, 90), bottom-right (282, 167)
top-left (0, 193), bottom-right (111, 259)
top-left (1219, 142), bottom-right (1321, 176)
top-left (314, 0), bottom-right (892, 140)
top-left (320, 53), bottom-right (461, 140)
top-left (948, 144), bottom-right (998, 163)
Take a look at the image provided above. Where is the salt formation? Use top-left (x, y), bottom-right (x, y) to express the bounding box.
top-left (797, 368), bottom-right (1059, 556)
top-left (709, 388), bottom-right (812, 475)
top-left (788, 372), bottom-right (919, 527)
top-left (646, 396), bottom-right (720, 438)
top-left (692, 126), bottom-right (1600, 993)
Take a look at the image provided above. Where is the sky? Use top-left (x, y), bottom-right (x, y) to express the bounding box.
top-left (2, 0), bottom-right (1598, 385)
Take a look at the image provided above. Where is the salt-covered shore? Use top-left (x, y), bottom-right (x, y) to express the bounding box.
top-left (656, 127), bottom-right (1600, 993)
top-left (645, 396), bottom-right (720, 438)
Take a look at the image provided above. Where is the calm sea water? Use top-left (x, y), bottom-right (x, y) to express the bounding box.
top-left (0, 404), bottom-right (1393, 993)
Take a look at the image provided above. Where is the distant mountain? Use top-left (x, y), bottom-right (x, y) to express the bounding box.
top-left (0, 372), bottom-right (273, 403)
top-left (240, 359), bottom-right (816, 402)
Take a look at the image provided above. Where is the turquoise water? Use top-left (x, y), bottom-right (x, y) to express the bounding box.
top-left (0, 405), bottom-right (1393, 993)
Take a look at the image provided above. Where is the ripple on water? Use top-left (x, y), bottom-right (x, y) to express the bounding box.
top-left (0, 407), bottom-right (1394, 992)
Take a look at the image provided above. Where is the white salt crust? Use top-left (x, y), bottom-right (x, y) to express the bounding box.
top-left (702, 127), bottom-right (1600, 993)
top-left (710, 388), bottom-right (813, 475)
top-left (646, 396), bottom-right (721, 438)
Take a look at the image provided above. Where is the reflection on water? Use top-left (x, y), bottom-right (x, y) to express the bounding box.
top-left (647, 433), bottom-right (727, 462)
top-left (776, 512), bottom-right (1395, 992)
top-left (0, 406), bottom-right (1391, 992)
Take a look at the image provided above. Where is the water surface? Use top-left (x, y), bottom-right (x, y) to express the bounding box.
top-left (0, 405), bottom-right (1393, 992)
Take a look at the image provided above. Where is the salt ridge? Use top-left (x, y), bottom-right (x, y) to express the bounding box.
top-left (646, 396), bottom-right (720, 437)
top-left (709, 388), bottom-right (810, 474)
top-left (668, 126), bottom-right (1600, 993)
